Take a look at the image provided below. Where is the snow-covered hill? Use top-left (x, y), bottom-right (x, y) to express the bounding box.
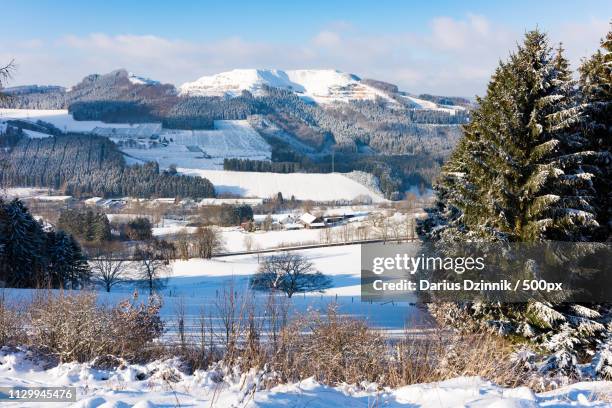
top-left (178, 169), bottom-right (387, 202)
top-left (179, 68), bottom-right (468, 113)
top-left (179, 68), bottom-right (396, 104)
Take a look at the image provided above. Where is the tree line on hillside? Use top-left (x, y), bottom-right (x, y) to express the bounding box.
top-left (421, 28), bottom-right (611, 377)
top-left (0, 130), bottom-right (215, 199)
top-left (253, 86), bottom-right (465, 155)
top-left (224, 152), bottom-right (440, 199)
top-left (69, 100), bottom-right (156, 123)
top-left (416, 94), bottom-right (473, 108)
top-left (223, 158), bottom-right (301, 173)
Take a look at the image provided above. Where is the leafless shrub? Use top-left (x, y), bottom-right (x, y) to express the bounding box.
top-left (273, 305), bottom-right (388, 385)
top-left (214, 281), bottom-right (249, 362)
top-left (0, 292), bottom-right (24, 346)
top-left (110, 294), bottom-right (164, 361)
top-left (0, 60), bottom-right (15, 101)
top-left (264, 293), bottom-right (290, 351)
top-left (262, 305), bottom-right (523, 389)
top-left (387, 327), bottom-right (524, 388)
top-left (434, 331), bottom-right (524, 387)
top-left (28, 291), bottom-right (163, 362)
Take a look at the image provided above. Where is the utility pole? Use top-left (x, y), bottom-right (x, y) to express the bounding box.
top-left (331, 147), bottom-right (335, 173)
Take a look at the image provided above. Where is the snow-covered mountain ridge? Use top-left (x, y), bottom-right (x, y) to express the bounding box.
top-left (5, 68), bottom-right (468, 111)
top-left (179, 68), bottom-right (466, 111)
top-left (179, 68), bottom-right (389, 104)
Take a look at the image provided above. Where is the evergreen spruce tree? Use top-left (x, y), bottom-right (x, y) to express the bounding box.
top-left (432, 32), bottom-right (597, 242)
top-left (577, 26), bottom-right (612, 379)
top-left (578, 27), bottom-right (612, 238)
top-left (0, 198), bottom-right (90, 289)
top-left (0, 199), bottom-right (45, 286)
top-left (92, 213), bottom-right (112, 242)
top-left (423, 30), bottom-right (611, 378)
top-left (46, 230), bottom-right (90, 289)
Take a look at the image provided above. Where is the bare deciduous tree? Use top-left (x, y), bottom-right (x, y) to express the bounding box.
top-left (175, 230), bottom-right (190, 260)
top-left (0, 60), bottom-right (15, 191)
top-left (0, 60), bottom-right (15, 99)
top-left (250, 253), bottom-right (332, 298)
top-left (90, 243), bottom-right (128, 292)
top-left (194, 226), bottom-right (223, 258)
top-left (134, 239), bottom-right (173, 294)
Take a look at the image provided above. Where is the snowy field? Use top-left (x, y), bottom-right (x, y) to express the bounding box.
top-left (122, 120), bottom-right (271, 170)
top-left (399, 95), bottom-right (466, 114)
top-left (1, 247), bottom-right (611, 407)
top-left (0, 109), bottom-right (144, 133)
top-left (178, 169), bottom-right (387, 202)
top-left (0, 187), bottom-right (72, 202)
top-left (4, 245), bottom-right (423, 339)
top-left (1, 187), bottom-right (54, 199)
top-left (164, 120), bottom-right (270, 159)
top-left (3, 246), bottom-right (610, 406)
top-left (1, 350), bottom-right (610, 407)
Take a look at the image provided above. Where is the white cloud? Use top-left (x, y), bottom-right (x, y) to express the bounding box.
top-left (1, 15), bottom-right (608, 96)
top-left (312, 31), bottom-right (343, 48)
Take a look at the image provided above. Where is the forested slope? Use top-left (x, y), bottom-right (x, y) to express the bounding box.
top-left (0, 128), bottom-right (215, 198)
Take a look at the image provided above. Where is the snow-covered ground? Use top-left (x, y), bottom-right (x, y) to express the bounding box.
top-left (1, 187), bottom-right (55, 199)
top-left (22, 129), bottom-right (53, 139)
top-left (0, 109), bottom-right (144, 133)
top-left (399, 95), bottom-right (466, 114)
top-left (178, 169), bottom-right (387, 202)
top-left (1, 349), bottom-right (610, 407)
top-left (0, 187), bottom-right (72, 202)
top-left (4, 245), bottom-right (422, 337)
top-left (123, 120), bottom-right (271, 170)
top-left (127, 72), bottom-right (160, 85)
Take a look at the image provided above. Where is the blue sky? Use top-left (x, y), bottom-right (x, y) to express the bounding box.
top-left (1, 1), bottom-right (610, 95)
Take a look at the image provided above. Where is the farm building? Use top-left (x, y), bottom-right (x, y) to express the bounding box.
top-left (300, 213), bottom-right (326, 228)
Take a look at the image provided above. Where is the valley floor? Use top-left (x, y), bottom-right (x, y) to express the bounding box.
top-left (4, 245), bottom-right (427, 341)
